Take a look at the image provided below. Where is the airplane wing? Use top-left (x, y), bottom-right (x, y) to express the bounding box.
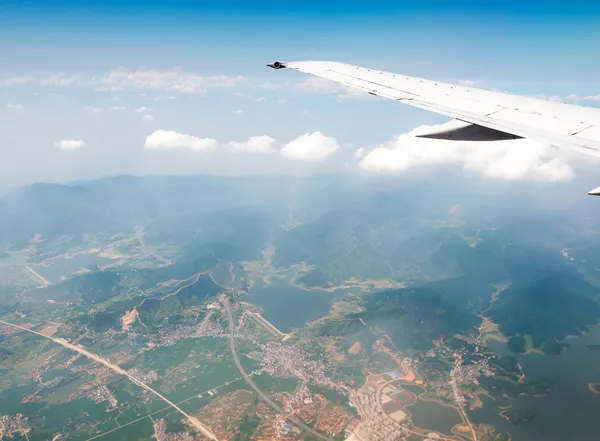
top-left (267, 61), bottom-right (600, 162)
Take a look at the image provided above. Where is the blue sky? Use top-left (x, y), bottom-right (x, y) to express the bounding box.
top-left (1, 0), bottom-right (599, 188)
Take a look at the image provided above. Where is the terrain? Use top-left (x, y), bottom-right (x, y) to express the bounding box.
top-left (1, 174), bottom-right (600, 441)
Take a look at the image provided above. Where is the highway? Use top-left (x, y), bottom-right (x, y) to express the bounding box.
top-left (0, 319), bottom-right (217, 440)
top-left (221, 298), bottom-right (334, 441)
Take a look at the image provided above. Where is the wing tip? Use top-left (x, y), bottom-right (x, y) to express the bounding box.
top-left (267, 61), bottom-right (286, 70)
top-left (588, 186), bottom-right (600, 196)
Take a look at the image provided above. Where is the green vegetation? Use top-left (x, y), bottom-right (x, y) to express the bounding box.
top-left (2, 175), bottom-right (600, 441)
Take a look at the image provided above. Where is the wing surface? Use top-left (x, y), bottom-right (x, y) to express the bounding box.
top-left (273, 61), bottom-right (600, 158)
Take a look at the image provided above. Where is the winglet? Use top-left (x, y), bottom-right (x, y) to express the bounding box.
top-left (267, 61), bottom-right (286, 69)
top-left (588, 186), bottom-right (600, 196)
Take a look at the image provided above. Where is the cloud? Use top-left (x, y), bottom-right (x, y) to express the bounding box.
top-left (85, 106), bottom-right (101, 113)
top-left (98, 67), bottom-right (245, 94)
top-left (232, 109), bottom-right (244, 115)
top-left (295, 77), bottom-right (339, 93)
top-left (531, 93), bottom-right (564, 103)
top-left (258, 81), bottom-right (281, 90)
top-left (582, 94), bottom-right (600, 101)
top-left (358, 124), bottom-right (574, 182)
top-left (1, 74), bottom-right (78, 87)
top-left (38, 74), bottom-right (78, 86)
top-left (254, 97), bottom-right (266, 102)
top-left (228, 136), bottom-right (276, 154)
top-left (294, 77), bottom-right (366, 99)
top-left (277, 99), bottom-right (287, 104)
top-left (144, 130), bottom-right (217, 151)
top-left (1, 77), bottom-right (30, 86)
top-left (280, 131), bottom-right (340, 162)
top-left (6, 103), bottom-right (23, 110)
top-left (111, 105), bottom-right (127, 111)
top-left (141, 114), bottom-right (155, 121)
top-left (458, 79), bottom-right (480, 87)
top-left (136, 106), bottom-right (152, 112)
top-left (54, 139), bottom-right (86, 151)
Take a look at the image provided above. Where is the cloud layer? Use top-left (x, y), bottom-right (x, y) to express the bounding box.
top-left (294, 77), bottom-right (367, 99)
top-left (144, 130), bottom-right (217, 151)
top-left (358, 124), bottom-right (574, 182)
top-left (280, 131), bottom-right (340, 162)
top-left (54, 139), bottom-right (86, 151)
top-left (228, 136), bottom-right (276, 154)
top-left (99, 67), bottom-right (245, 94)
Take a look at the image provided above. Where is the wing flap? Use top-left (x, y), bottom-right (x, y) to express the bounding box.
top-left (413, 119), bottom-right (519, 141)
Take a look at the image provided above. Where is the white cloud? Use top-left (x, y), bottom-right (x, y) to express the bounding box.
top-left (258, 81), bottom-right (281, 90)
top-left (532, 93), bottom-right (563, 103)
top-left (54, 139), bottom-right (86, 151)
top-left (86, 106), bottom-right (101, 113)
top-left (583, 94), bottom-right (600, 101)
top-left (144, 130), bottom-right (217, 151)
top-left (228, 136), bottom-right (276, 154)
top-left (277, 99), bottom-right (287, 104)
top-left (6, 103), bottom-right (23, 110)
top-left (136, 106), bottom-right (152, 112)
top-left (295, 77), bottom-right (339, 93)
top-left (232, 109), bottom-right (244, 115)
top-left (142, 114), bottom-right (155, 121)
top-left (99, 67), bottom-right (245, 94)
top-left (358, 124), bottom-right (574, 182)
top-left (38, 74), bottom-right (78, 86)
top-left (280, 131), bottom-right (340, 162)
top-left (2, 77), bottom-right (31, 86)
top-left (254, 97), bottom-right (266, 102)
top-left (1, 74), bottom-right (78, 87)
top-left (111, 105), bottom-right (127, 111)
top-left (458, 79), bottom-right (480, 87)
top-left (294, 77), bottom-right (366, 99)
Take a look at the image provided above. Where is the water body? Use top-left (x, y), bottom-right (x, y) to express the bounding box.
top-left (402, 384), bottom-right (426, 395)
top-left (471, 327), bottom-right (600, 441)
top-left (0, 249), bottom-right (30, 266)
top-left (408, 399), bottom-right (461, 436)
top-left (248, 277), bottom-right (349, 333)
top-left (36, 253), bottom-right (114, 283)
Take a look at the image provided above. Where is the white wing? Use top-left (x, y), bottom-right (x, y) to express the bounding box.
top-left (269, 61), bottom-right (600, 159)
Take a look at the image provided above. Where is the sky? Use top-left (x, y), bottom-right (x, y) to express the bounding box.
top-left (1, 0), bottom-right (600, 189)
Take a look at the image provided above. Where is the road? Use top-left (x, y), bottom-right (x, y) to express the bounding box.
top-left (221, 298), bottom-right (334, 441)
top-left (135, 226), bottom-right (172, 265)
top-left (0, 320), bottom-right (217, 440)
top-left (24, 265), bottom-right (51, 287)
top-left (451, 356), bottom-right (477, 441)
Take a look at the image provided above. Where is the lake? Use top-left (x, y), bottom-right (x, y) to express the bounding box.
top-left (408, 399), bottom-right (462, 436)
top-left (471, 326), bottom-right (600, 441)
top-left (0, 249), bottom-right (30, 266)
top-left (247, 276), bottom-right (349, 333)
top-left (35, 253), bottom-right (115, 283)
